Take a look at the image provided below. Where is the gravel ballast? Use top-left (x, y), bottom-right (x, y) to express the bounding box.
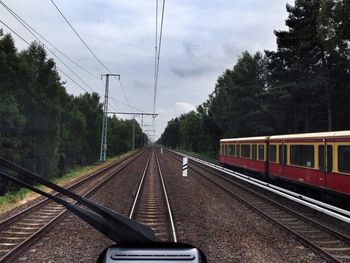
top-left (5, 148), bottom-right (330, 262)
top-left (11, 151), bottom-right (149, 263)
top-left (158, 149), bottom-right (325, 263)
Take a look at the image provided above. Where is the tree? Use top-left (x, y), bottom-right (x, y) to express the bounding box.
top-left (0, 94), bottom-right (25, 194)
top-left (0, 34), bottom-right (145, 196)
top-left (266, 0), bottom-right (350, 132)
top-left (210, 52), bottom-right (271, 137)
top-left (158, 118), bottom-right (180, 148)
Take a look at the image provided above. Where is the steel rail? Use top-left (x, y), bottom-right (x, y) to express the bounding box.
top-left (176, 150), bottom-right (350, 220)
top-left (166, 150), bottom-right (350, 263)
top-left (128, 152), bottom-right (152, 219)
top-left (0, 149), bottom-right (147, 262)
top-left (155, 151), bottom-right (177, 242)
top-left (129, 149), bottom-right (177, 242)
top-left (0, 150), bottom-right (144, 231)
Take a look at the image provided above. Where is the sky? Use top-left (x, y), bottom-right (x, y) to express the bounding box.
top-left (0, 0), bottom-right (294, 140)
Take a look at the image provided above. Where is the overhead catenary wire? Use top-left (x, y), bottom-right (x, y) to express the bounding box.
top-left (153, 0), bottom-right (159, 114)
top-left (153, 0), bottom-right (166, 115)
top-left (0, 18), bottom-right (29, 45)
top-left (0, 19), bottom-right (90, 94)
top-left (0, 0), bottom-right (100, 81)
top-left (0, 1), bottom-right (97, 94)
top-left (0, 18), bottom-right (123, 114)
top-left (50, 0), bottom-right (110, 73)
top-left (151, 0), bottom-right (166, 141)
top-left (1, 0), bottom-right (139, 112)
top-left (50, 0), bottom-right (133, 110)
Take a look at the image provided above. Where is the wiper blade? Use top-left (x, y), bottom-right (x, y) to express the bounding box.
top-left (0, 157), bottom-right (159, 244)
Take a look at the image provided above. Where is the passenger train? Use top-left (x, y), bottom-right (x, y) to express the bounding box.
top-left (219, 131), bottom-right (350, 203)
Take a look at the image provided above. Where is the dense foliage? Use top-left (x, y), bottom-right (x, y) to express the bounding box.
top-left (0, 34), bottom-right (145, 195)
top-left (158, 0), bottom-right (350, 158)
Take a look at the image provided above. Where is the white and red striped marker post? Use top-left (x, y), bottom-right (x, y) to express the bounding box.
top-left (182, 157), bottom-right (188, 177)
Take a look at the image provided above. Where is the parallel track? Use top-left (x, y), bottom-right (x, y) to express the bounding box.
top-left (0, 149), bottom-right (146, 262)
top-left (129, 149), bottom-right (177, 242)
top-left (167, 150), bottom-right (350, 263)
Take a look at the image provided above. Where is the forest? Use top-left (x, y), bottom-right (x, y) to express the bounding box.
top-left (158, 0), bottom-right (350, 158)
top-left (0, 35), bottom-right (146, 195)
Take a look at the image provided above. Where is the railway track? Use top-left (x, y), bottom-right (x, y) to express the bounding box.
top-left (129, 149), bottom-right (177, 242)
top-left (166, 150), bottom-right (350, 263)
top-left (0, 149), bottom-right (146, 262)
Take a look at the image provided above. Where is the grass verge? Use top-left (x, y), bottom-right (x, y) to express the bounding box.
top-left (0, 150), bottom-right (136, 215)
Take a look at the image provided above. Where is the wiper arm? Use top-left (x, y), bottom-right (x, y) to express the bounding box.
top-left (0, 157), bottom-right (159, 244)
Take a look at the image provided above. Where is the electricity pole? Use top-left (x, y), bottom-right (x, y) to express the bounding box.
top-left (132, 116), bottom-right (135, 150)
top-left (140, 115), bottom-right (144, 147)
top-left (107, 112), bottom-right (158, 149)
top-left (100, 74), bottom-right (120, 161)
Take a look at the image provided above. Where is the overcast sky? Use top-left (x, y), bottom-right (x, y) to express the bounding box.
top-left (1, 0), bottom-right (293, 140)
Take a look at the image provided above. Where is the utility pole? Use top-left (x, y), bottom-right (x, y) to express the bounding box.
top-left (140, 115), bottom-right (144, 147)
top-left (100, 74), bottom-right (120, 162)
top-left (107, 112), bottom-right (158, 149)
top-left (132, 116), bottom-right (135, 150)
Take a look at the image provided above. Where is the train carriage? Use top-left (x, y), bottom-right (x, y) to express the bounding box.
top-left (219, 131), bottom-right (350, 197)
top-left (269, 131), bottom-right (350, 196)
top-left (219, 136), bottom-right (268, 174)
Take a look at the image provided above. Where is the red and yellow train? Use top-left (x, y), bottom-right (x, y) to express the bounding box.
top-left (219, 131), bottom-right (350, 198)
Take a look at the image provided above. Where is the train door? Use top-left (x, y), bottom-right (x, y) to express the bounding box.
top-left (278, 142), bottom-right (287, 177)
top-left (318, 140), bottom-right (332, 188)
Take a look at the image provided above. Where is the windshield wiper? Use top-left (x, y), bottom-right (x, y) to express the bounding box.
top-left (0, 157), bottom-right (159, 244)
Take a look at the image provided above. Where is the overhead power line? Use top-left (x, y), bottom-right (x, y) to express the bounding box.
top-left (50, 0), bottom-right (110, 73)
top-left (0, 0), bottom-right (98, 93)
top-left (0, 0), bottom-right (100, 81)
top-left (153, 0), bottom-right (159, 113)
top-left (0, 18), bottom-right (29, 45)
top-left (153, 0), bottom-right (166, 114)
top-left (0, 19), bottom-right (92, 94)
top-left (1, 1), bottom-right (144, 113)
top-left (50, 0), bottom-right (132, 109)
top-left (0, 17), bottom-right (121, 114)
top-left (1, 1), bottom-right (139, 112)
top-left (110, 97), bottom-right (145, 113)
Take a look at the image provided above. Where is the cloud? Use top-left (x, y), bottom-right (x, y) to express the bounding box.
top-left (2, 0), bottom-right (294, 140)
top-left (175, 102), bottom-right (196, 113)
top-left (170, 64), bottom-right (213, 78)
top-left (155, 101), bottom-right (196, 139)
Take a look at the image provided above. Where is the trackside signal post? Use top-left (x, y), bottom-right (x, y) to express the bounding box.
top-left (100, 74), bottom-right (120, 162)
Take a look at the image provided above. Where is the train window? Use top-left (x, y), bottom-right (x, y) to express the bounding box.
top-left (241, 144), bottom-right (251, 158)
top-left (228, 145), bottom-right (235, 156)
top-left (338, 145), bottom-right (350, 173)
top-left (301, 145), bottom-right (314, 167)
top-left (278, 145), bottom-right (287, 165)
top-left (258, 145), bottom-right (265, 160)
top-left (269, 145), bottom-right (277, 162)
top-left (319, 145), bottom-right (333, 172)
top-left (237, 144), bottom-right (240, 157)
top-left (290, 145), bottom-right (314, 168)
top-left (290, 145), bottom-right (301, 165)
top-left (252, 144), bottom-right (257, 160)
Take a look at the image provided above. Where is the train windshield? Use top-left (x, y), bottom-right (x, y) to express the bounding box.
top-left (1, 1), bottom-right (350, 262)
